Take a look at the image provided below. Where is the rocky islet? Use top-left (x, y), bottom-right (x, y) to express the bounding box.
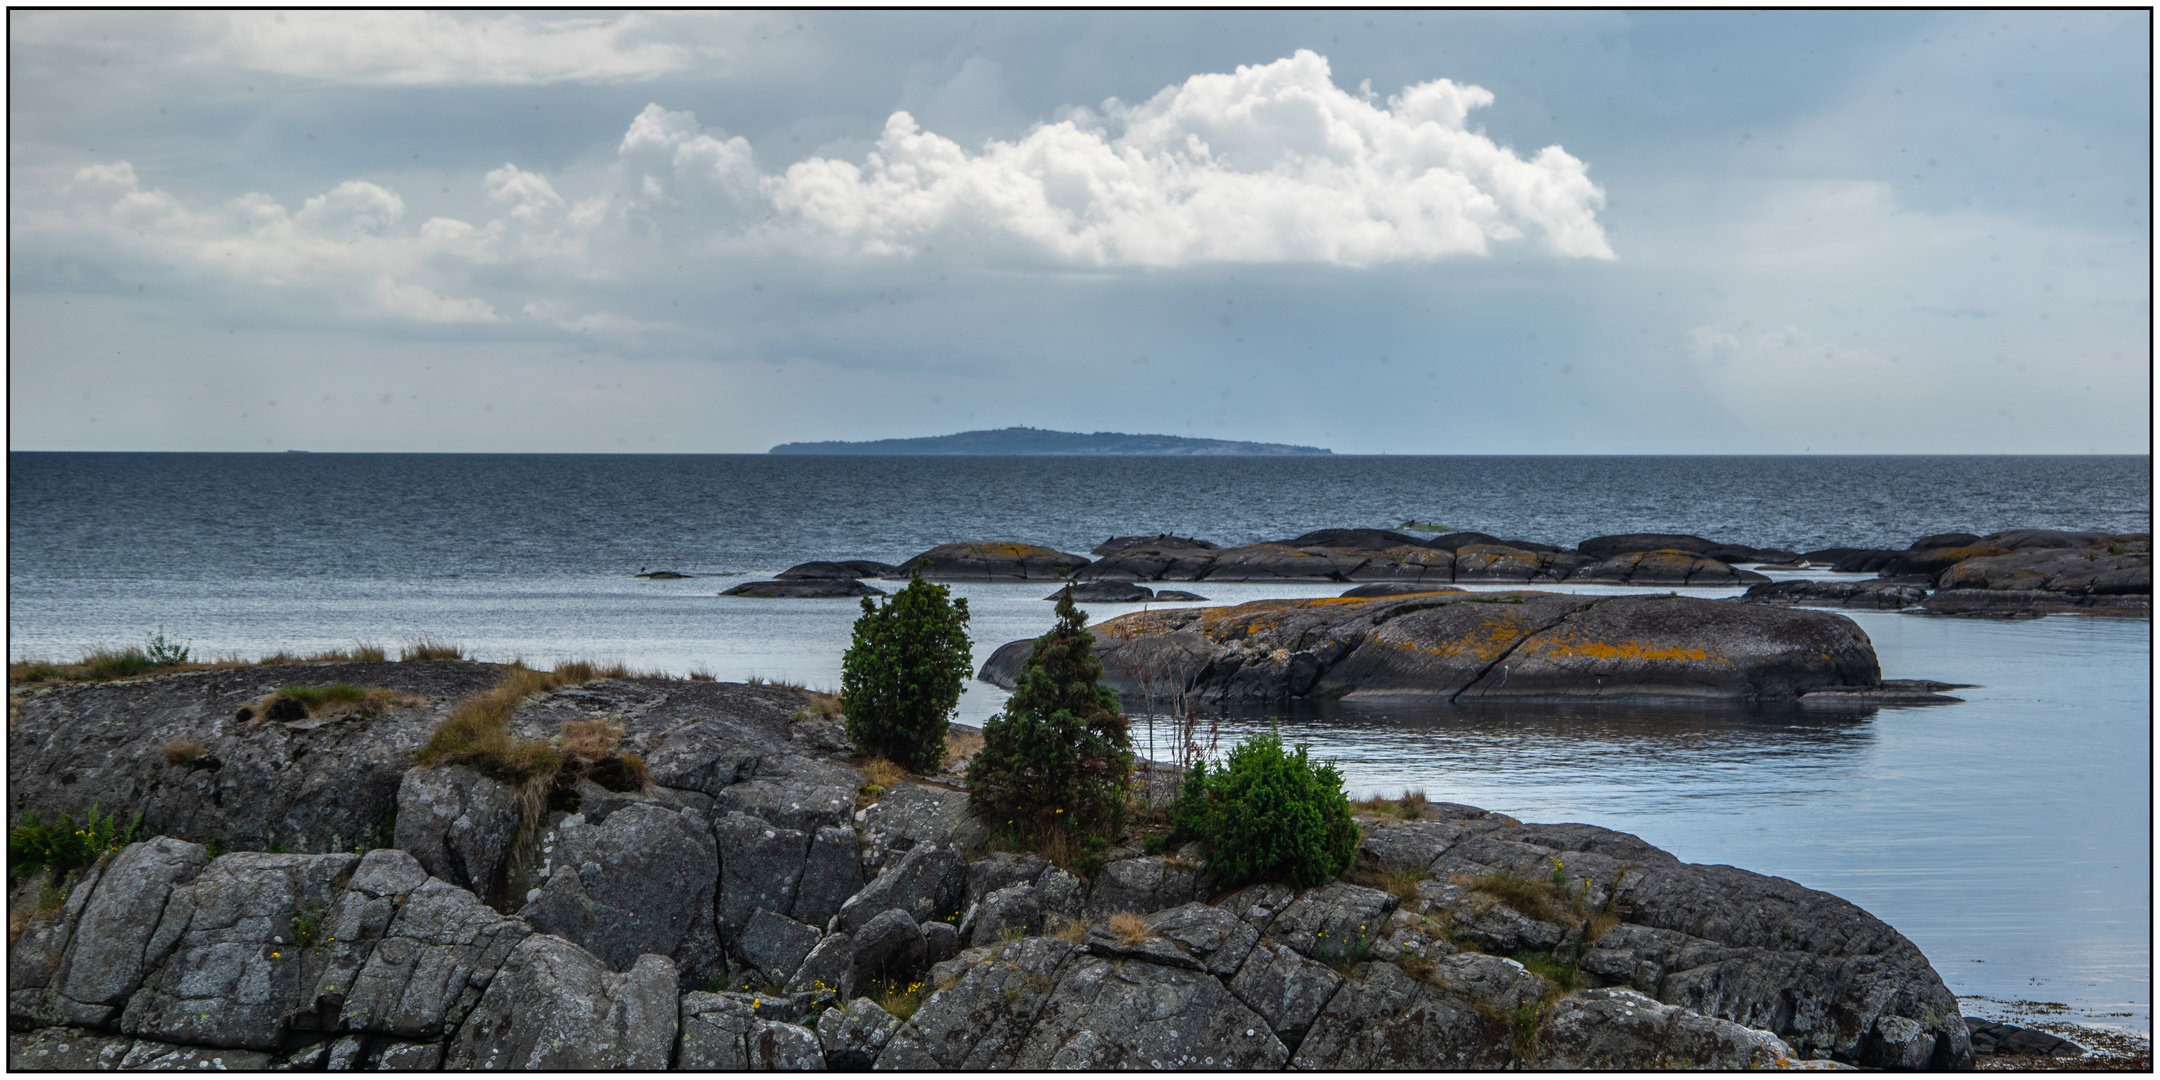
top-left (723, 526), bottom-right (2149, 618)
top-left (4, 662), bottom-right (2044, 1070)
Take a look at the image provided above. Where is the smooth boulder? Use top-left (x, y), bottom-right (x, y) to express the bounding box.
top-left (998, 592), bottom-right (1887, 704)
top-left (891, 541), bottom-right (1090, 581)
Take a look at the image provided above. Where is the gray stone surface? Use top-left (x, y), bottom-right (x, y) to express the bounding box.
top-left (119, 851), bottom-right (359, 1049)
top-left (1225, 941), bottom-right (1345, 1050)
top-left (1536, 987), bottom-right (1801, 1069)
top-left (851, 909), bottom-right (927, 990)
top-left (1289, 960), bottom-right (1513, 1070)
top-left (371, 1039), bottom-right (446, 1070)
top-left (1145, 902), bottom-right (1260, 978)
top-left (858, 784), bottom-right (987, 872)
top-left (836, 841), bottom-right (966, 934)
top-left (444, 937), bottom-right (676, 1070)
top-left (876, 937), bottom-right (1074, 1069)
top-left (964, 882), bottom-right (1042, 947)
top-left (519, 802), bottom-right (720, 982)
top-left (7, 862), bottom-right (107, 1027)
top-left (337, 868), bottom-right (533, 1040)
top-left (714, 810), bottom-right (810, 944)
top-left (392, 764), bottom-right (520, 901)
top-left (818, 995), bottom-right (904, 1069)
top-left (678, 992), bottom-right (828, 1069)
top-left (1014, 955), bottom-right (1289, 1069)
top-left (961, 851), bottom-right (1049, 911)
top-left (1355, 819), bottom-right (1472, 875)
top-left (45, 838), bottom-right (210, 1027)
top-left (1085, 855), bottom-right (1201, 917)
top-left (794, 825), bottom-right (866, 931)
top-left (921, 919), bottom-right (959, 965)
top-left (7, 661), bottom-right (499, 857)
top-left (1262, 882), bottom-right (1398, 963)
top-left (1033, 867), bottom-right (1085, 925)
top-left (783, 932), bottom-right (854, 1000)
top-left (117, 1039), bottom-right (281, 1070)
top-left (7, 1027), bottom-right (135, 1071)
top-left (740, 909), bottom-right (825, 987)
top-left (713, 765), bottom-right (860, 834)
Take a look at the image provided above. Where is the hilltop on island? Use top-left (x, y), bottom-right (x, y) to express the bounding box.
top-left (769, 426), bottom-right (1331, 456)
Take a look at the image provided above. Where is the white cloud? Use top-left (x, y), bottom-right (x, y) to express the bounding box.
top-left (763, 51), bottom-right (1612, 266)
top-left (18, 52), bottom-right (1614, 336)
top-left (216, 11), bottom-right (698, 86)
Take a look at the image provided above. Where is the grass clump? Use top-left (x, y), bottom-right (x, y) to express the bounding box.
top-left (415, 663), bottom-right (611, 784)
top-left (162, 738), bottom-right (210, 766)
top-left (1107, 911), bottom-right (1152, 946)
top-left (1357, 789), bottom-right (1429, 821)
top-left (1172, 729), bottom-right (1358, 889)
top-left (942, 729), bottom-right (984, 771)
top-left (795, 687), bottom-right (844, 721)
top-left (11, 633), bottom-right (404, 688)
top-left (240, 683), bottom-right (424, 723)
top-left (866, 976), bottom-right (927, 1021)
top-left (399, 637), bottom-right (465, 663)
top-left (8, 804), bottom-right (142, 881)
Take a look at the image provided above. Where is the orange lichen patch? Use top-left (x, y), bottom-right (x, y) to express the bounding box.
top-left (1521, 637), bottom-right (1721, 663)
top-left (958, 541), bottom-right (1063, 558)
top-left (1385, 614), bottom-right (1536, 663)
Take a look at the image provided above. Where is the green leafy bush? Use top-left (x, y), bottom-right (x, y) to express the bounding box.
top-left (1176, 730), bottom-right (1357, 888)
top-left (841, 574), bottom-right (973, 774)
top-left (967, 588), bottom-right (1133, 842)
top-left (9, 804), bottom-right (143, 881)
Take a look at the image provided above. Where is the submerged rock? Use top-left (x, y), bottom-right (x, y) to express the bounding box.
top-left (720, 578), bottom-right (886, 597)
top-left (1051, 581), bottom-right (1155, 602)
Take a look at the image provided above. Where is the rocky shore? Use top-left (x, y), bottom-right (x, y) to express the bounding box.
top-left (718, 527), bottom-right (2149, 620)
top-left (8, 663), bottom-right (2007, 1069)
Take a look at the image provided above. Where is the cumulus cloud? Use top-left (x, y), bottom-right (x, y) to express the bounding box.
top-left (216, 11), bottom-right (698, 85)
top-left (20, 51), bottom-right (1612, 334)
top-left (762, 50), bottom-right (1611, 265)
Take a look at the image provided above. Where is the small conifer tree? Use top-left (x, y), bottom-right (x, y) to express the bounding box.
top-left (967, 586), bottom-right (1134, 840)
top-left (1174, 730), bottom-right (1357, 888)
top-left (840, 573), bottom-right (972, 774)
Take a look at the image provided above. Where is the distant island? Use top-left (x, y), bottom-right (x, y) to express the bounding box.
top-left (768, 426), bottom-right (1332, 456)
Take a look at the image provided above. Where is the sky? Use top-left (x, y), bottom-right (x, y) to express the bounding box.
top-left (8, 10), bottom-right (2151, 454)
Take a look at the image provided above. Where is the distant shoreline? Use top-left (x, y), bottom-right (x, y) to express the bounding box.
top-left (768, 426), bottom-right (1332, 456)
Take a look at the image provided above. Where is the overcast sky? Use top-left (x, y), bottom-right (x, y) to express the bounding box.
top-left (9, 10), bottom-right (2150, 454)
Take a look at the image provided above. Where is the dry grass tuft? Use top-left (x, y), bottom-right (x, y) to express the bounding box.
top-left (1048, 914), bottom-right (1089, 943)
top-left (942, 729), bottom-right (984, 770)
top-left (795, 688), bottom-right (844, 721)
top-left (860, 757), bottom-right (907, 792)
top-left (399, 637), bottom-right (465, 663)
top-left (687, 666), bottom-right (717, 682)
top-left (1107, 911), bottom-right (1152, 946)
top-left (1467, 869), bottom-right (1565, 924)
top-left (162, 738), bottom-right (209, 766)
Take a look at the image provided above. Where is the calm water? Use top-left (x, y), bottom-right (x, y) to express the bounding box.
top-left (8, 452), bottom-right (2152, 1033)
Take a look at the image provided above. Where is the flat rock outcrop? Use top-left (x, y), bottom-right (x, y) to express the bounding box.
top-left (987, 592), bottom-right (1894, 705)
top-left (7, 660), bottom-right (501, 855)
top-left (778, 559), bottom-right (900, 579)
top-left (892, 541), bottom-right (1091, 581)
top-left (721, 578), bottom-right (886, 597)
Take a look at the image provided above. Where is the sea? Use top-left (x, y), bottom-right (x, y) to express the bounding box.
top-left (8, 452), bottom-right (2152, 1037)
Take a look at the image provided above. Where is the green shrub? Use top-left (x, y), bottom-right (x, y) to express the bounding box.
top-left (1177, 730), bottom-right (1358, 888)
top-left (8, 804), bottom-right (143, 881)
top-left (841, 574), bottom-right (973, 774)
top-left (967, 588), bottom-right (1133, 842)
